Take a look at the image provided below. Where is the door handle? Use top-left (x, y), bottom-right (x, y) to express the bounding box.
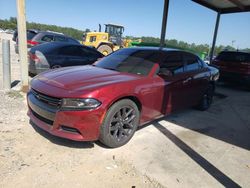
top-left (183, 77), bottom-right (192, 84)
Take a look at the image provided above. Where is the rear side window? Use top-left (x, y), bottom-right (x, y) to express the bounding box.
top-left (54, 35), bottom-right (67, 42)
top-left (41, 35), bottom-right (54, 42)
top-left (59, 46), bottom-right (82, 56)
top-left (27, 31), bottom-right (37, 40)
top-left (161, 52), bottom-right (184, 75)
top-left (185, 54), bottom-right (202, 72)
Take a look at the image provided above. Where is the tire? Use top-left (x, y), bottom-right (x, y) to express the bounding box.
top-left (99, 99), bottom-right (140, 148)
top-left (197, 84), bottom-right (215, 111)
top-left (97, 45), bottom-right (113, 56)
top-left (51, 65), bottom-right (61, 69)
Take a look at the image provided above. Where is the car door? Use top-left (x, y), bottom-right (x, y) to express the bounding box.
top-left (183, 53), bottom-right (210, 106)
top-left (159, 51), bottom-right (193, 114)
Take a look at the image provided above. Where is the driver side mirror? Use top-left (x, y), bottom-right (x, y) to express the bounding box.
top-left (158, 68), bottom-right (173, 77)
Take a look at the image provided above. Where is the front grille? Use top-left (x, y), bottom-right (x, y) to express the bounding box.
top-left (31, 109), bottom-right (54, 125)
top-left (31, 89), bottom-right (62, 107)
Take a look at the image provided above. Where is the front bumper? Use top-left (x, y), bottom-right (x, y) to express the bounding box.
top-left (27, 91), bottom-right (105, 141)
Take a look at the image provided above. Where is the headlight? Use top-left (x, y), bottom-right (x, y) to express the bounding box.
top-left (61, 98), bottom-right (101, 110)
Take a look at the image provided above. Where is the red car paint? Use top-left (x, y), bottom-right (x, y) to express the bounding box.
top-left (27, 48), bottom-right (219, 142)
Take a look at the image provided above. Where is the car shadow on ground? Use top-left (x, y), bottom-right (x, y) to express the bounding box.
top-left (138, 114), bottom-right (243, 187)
top-left (151, 120), bottom-right (241, 188)
top-left (29, 120), bottom-right (95, 148)
top-left (137, 88), bottom-right (250, 188)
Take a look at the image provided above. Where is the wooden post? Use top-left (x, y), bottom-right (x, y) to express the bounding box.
top-left (16, 0), bottom-right (29, 92)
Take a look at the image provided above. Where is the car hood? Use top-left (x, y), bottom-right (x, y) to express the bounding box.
top-left (32, 65), bottom-right (142, 93)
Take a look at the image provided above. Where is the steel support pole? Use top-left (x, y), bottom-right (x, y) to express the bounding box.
top-left (160, 0), bottom-right (170, 48)
top-left (210, 12), bottom-right (221, 63)
top-left (16, 0), bottom-right (29, 92)
top-left (2, 40), bottom-right (11, 90)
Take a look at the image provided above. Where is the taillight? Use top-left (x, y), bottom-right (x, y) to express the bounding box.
top-left (27, 40), bottom-right (39, 46)
top-left (29, 52), bottom-right (40, 63)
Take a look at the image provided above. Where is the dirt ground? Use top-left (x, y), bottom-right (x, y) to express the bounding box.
top-left (0, 33), bottom-right (250, 188)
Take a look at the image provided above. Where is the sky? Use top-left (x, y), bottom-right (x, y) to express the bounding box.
top-left (0, 0), bottom-right (250, 48)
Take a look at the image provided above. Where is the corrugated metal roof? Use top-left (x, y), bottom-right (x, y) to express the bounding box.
top-left (192, 0), bottom-right (250, 13)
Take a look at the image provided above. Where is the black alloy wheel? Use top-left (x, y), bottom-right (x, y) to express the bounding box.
top-left (99, 99), bottom-right (139, 148)
top-left (109, 106), bottom-right (136, 142)
top-left (197, 84), bottom-right (214, 111)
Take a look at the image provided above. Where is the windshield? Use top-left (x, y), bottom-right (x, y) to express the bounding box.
top-left (105, 25), bottom-right (123, 36)
top-left (94, 48), bottom-right (160, 76)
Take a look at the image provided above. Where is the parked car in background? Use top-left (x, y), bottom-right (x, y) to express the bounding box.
top-left (14, 29), bottom-right (40, 53)
top-left (27, 47), bottom-right (219, 148)
top-left (5, 29), bottom-right (14, 34)
top-left (211, 51), bottom-right (250, 87)
top-left (14, 30), bottom-right (80, 53)
top-left (28, 42), bottom-right (103, 76)
top-left (30, 31), bottom-right (80, 47)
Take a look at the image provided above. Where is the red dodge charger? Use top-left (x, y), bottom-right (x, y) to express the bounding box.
top-left (27, 47), bottom-right (219, 147)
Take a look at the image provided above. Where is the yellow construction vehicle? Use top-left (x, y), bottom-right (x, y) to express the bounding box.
top-left (83, 24), bottom-right (129, 56)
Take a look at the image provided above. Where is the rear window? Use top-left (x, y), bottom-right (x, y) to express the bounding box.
top-left (27, 31), bottom-right (37, 40)
top-left (59, 46), bottom-right (82, 56)
top-left (217, 52), bottom-right (250, 62)
top-left (68, 38), bottom-right (80, 44)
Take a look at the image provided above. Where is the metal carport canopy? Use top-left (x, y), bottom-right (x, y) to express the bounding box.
top-left (160, 0), bottom-right (250, 61)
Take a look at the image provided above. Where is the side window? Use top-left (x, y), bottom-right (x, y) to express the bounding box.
top-left (185, 54), bottom-right (201, 72)
top-left (59, 46), bottom-right (82, 56)
top-left (160, 52), bottom-right (184, 75)
top-left (41, 35), bottom-right (54, 42)
top-left (54, 35), bottom-right (67, 42)
top-left (89, 36), bottom-right (96, 42)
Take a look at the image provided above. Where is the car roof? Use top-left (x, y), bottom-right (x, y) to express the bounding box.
top-left (124, 46), bottom-right (192, 53)
top-left (219, 50), bottom-right (250, 54)
top-left (30, 42), bottom-right (100, 54)
top-left (37, 31), bottom-right (65, 36)
top-left (27, 29), bottom-right (40, 33)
